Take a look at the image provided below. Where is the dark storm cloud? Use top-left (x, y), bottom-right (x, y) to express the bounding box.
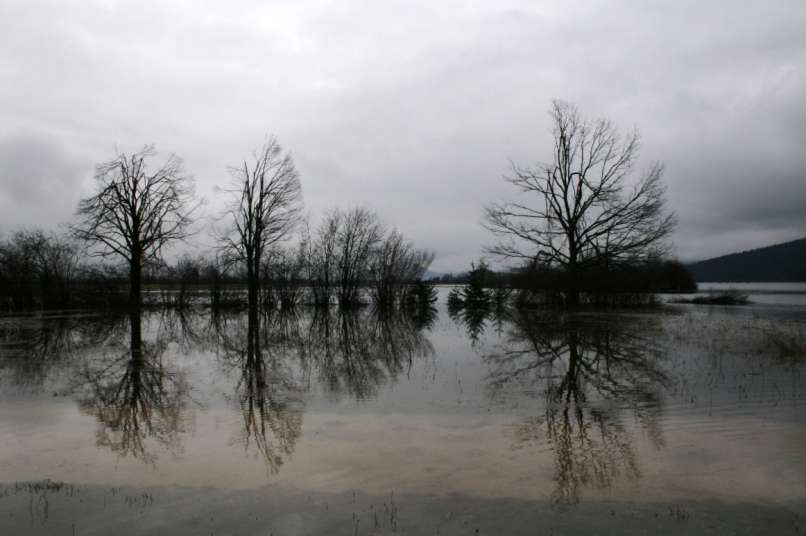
top-left (1, 0), bottom-right (805, 269)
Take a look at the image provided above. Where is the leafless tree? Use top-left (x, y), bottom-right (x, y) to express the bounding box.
top-left (305, 211), bottom-right (341, 306)
top-left (72, 146), bottom-right (197, 308)
top-left (218, 137), bottom-right (303, 311)
top-left (263, 243), bottom-right (307, 309)
top-left (370, 228), bottom-right (434, 308)
top-left (484, 100), bottom-right (675, 306)
top-left (0, 230), bottom-right (80, 308)
top-left (335, 208), bottom-right (384, 306)
top-left (305, 208), bottom-right (383, 307)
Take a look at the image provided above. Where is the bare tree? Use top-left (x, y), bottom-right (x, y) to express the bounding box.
top-left (335, 207), bottom-right (384, 307)
top-left (305, 211), bottom-right (341, 306)
top-left (305, 208), bottom-right (383, 307)
top-left (218, 137), bottom-right (303, 311)
top-left (370, 228), bottom-right (434, 308)
top-left (484, 100), bottom-right (675, 307)
top-left (263, 243), bottom-right (308, 309)
top-left (72, 146), bottom-right (197, 308)
top-left (0, 230), bottom-right (79, 308)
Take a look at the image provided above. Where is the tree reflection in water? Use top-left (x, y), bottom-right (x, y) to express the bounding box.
top-left (448, 300), bottom-right (505, 345)
top-left (8, 304), bottom-right (435, 473)
top-left (73, 309), bottom-right (190, 464)
top-left (0, 312), bottom-right (122, 389)
top-left (212, 305), bottom-right (435, 469)
top-left (479, 309), bottom-right (669, 504)
top-left (304, 307), bottom-right (435, 400)
top-left (214, 307), bottom-right (304, 473)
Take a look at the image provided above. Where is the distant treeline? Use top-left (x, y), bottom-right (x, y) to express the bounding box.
top-left (439, 258), bottom-right (696, 307)
top-left (0, 140), bottom-right (442, 313)
top-left (509, 259), bottom-right (696, 307)
top-left (0, 226), bottom-right (694, 312)
top-left (0, 209), bottom-right (437, 312)
top-left (0, 229), bottom-right (120, 309)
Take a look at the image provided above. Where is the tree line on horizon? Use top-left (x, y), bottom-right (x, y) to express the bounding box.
top-left (0, 138), bottom-right (435, 311)
top-left (0, 100), bottom-right (691, 311)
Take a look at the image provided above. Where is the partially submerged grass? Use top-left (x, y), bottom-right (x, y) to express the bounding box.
top-left (664, 311), bottom-right (806, 361)
top-left (761, 322), bottom-right (806, 361)
top-left (671, 290), bottom-right (749, 306)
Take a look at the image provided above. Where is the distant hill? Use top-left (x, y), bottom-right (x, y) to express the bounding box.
top-left (688, 238), bottom-right (806, 282)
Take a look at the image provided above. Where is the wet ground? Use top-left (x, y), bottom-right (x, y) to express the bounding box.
top-left (1, 288), bottom-right (805, 534)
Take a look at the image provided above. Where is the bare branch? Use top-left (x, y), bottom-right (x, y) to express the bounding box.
top-left (484, 100), bottom-right (675, 287)
top-left (72, 146), bottom-right (197, 304)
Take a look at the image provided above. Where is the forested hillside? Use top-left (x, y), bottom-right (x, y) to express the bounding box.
top-left (688, 238), bottom-right (806, 282)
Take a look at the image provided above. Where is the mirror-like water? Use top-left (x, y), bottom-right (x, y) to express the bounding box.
top-left (1, 289), bottom-right (805, 535)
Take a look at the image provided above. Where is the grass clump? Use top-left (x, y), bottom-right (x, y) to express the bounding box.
top-left (672, 290), bottom-right (749, 306)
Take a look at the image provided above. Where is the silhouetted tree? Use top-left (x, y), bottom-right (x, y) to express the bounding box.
top-left (306, 208), bottom-right (383, 307)
top-left (370, 228), bottom-right (434, 308)
top-left (335, 208), bottom-right (383, 307)
top-left (0, 230), bottom-right (79, 308)
top-left (72, 146), bottom-right (197, 308)
top-left (218, 137), bottom-right (303, 312)
top-left (263, 243), bottom-right (307, 309)
top-left (484, 100), bottom-right (675, 307)
top-left (305, 211), bottom-right (341, 306)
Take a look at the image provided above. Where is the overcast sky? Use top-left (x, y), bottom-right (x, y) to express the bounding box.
top-left (1, 0), bottom-right (805, 272)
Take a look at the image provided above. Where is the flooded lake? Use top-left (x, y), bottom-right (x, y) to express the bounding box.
top-left (1, 289), bottom-right (805, 535)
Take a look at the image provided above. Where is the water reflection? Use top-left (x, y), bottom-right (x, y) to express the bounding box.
top-left (0, 313), bottom-right (121, 389)
top-left (2, 299), bottom-right (806, 533)
top-left (72, 310), bottom-right (190, 464)
top-left (206, 305), bottom-right (435, 468)
top-left (482, 310), bottom-right (668, 504)
top-left (448, 299), bottom-right (503, 344)
top-left (305, 308), bottom-right (435, 399)
top-left (214, 309), bottom-right (303, 472)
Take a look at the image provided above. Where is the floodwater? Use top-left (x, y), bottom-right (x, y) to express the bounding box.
top-left (1, 289), bottom-right (805, 535)
top-left (664, 281), bottom-right (806, 307)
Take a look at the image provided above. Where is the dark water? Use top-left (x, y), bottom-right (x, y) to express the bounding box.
top-left (1, 290), bottom-right (805, 535)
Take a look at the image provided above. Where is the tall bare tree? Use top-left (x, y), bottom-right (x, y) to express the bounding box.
top-left (219, 137), bottom-right (303, 311)
top-left (72, 146), bottom-right (197, 308)
top-left (484, 100), bottom-right (675, 307)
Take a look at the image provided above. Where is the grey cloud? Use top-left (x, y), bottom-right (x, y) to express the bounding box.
top-left (1, 0), bottom-right (805, 270)
top-left (0, 133), bottom-right (91, 231)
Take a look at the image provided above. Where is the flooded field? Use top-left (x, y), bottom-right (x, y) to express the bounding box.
top-left (1, 290), bottom-right (805, 535)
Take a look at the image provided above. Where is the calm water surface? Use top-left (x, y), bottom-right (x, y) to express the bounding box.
top-left (665, 281), bottom-right (806, 307)
top-left (1, 288), bottom-right (805, 535)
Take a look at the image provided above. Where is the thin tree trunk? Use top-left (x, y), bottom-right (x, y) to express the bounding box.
top-left (566, 242), bottom-right (580, 309)
top-left (130, 252), bottom-right (142, 310)
top-left (247, 262), bottom-right (258, 313)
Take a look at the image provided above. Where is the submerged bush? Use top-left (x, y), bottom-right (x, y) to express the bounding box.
top-left (672, 291), bottom-right (749, 306)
